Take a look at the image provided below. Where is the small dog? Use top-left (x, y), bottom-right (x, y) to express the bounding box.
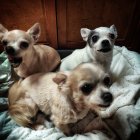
top-left (60, 25), bottom-right (117, 72)
top-left (8, 63), bottom-right (113, 135)
top-left (0, 23), bottom-right (61, 78)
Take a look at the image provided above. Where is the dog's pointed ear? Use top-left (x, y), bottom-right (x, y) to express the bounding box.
top-left (53, 73), bottom-right (67, 85)
top-left (80, 28), bottom-right (91, 41)
top-left (0, 24), bottom-right (8, 40)
top-left (110, 25), bottom-right (117, 38)
top-left (27, 23), bottom-right (41, 43)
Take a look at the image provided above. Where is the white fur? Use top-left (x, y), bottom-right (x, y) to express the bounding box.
top-left (60, 25), bottom-right (117, 72)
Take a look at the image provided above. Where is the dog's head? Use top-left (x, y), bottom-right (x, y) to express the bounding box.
top-left (0, 23), bottom-right (41, 67)
top-left (53, 63), bottom-right (113, 116)
top-left (80, 25), bottom-right (117, 54)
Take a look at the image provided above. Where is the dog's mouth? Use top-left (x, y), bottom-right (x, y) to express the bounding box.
top-left (98, 103), bottom-right (111, 108)
top-left (97, 48), bottom-right (111, 53)
top-left (8, 55), bottom-right (22, 67)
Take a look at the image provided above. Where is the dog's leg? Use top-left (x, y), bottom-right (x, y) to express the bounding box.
top-left (32, 113), bottom-right (47, 130)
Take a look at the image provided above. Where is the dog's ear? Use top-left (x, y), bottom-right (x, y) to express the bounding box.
top-left (80, 28), bottom-right (91, 41)
top-left (53, 73), bottom-right (67, 85)
top-left (110, 25), bottom-right (118, 38)
top-left (0, 24), bottom-right (8, 40)
top-left (27, 23), bottom-right (41, 43)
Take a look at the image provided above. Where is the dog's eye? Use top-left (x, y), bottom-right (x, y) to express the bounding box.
top-left (110, 33), bottom-right (115, 39)
top-left (103, 76), bottom-right (111, 87)
top-left (20, 41), bottom-right (29, 49)
top-left (92, 35), bottom-right (99, 43)
top-left (2, 40), bottom-right (8, 46)
top-left (80, 83), bottom-right (94, 95)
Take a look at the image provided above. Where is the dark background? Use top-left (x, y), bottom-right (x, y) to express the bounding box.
top-left (0, 0), bottom-right (139, 52)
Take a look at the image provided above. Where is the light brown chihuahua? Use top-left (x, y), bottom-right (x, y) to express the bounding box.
top-left (0, 23), bottom-right (60, 78)
top-left (8, 63), bottom-right (113, 135)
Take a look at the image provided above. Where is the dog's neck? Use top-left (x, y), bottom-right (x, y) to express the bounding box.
top-left (85, 44), bottom-right (95, 61)
top-left (70, 98), bottom-right (89, 123)
top-left (23, 45), bottom-right (38, 64)
top-left (51, 90), bottom-right (89, 126)
top-left (86, 44), bottom-right (113, 72)
top-left (74, 107), bottom-right (89, 122)
top-left (94, 50), bottom-right (113, 72)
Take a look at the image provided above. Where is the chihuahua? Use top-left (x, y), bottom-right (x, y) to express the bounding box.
top-left (0, 23), bottom-right (61, 78)
top-left (8, 63), bottom-right (113, 135)
top-left (60, 25), bottom-right (117, 72)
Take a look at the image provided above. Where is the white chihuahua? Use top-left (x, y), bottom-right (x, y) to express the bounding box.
top-left (60, 25), bottom-right (117, 72)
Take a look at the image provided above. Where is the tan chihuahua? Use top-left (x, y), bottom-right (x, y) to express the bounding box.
top-left (0, 23), bottom-right (61, 78)
top-left (8, 63), bottom-right (113, 135)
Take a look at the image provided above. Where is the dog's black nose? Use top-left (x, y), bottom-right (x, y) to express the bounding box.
top-left (102, 40), bottom-right (110, 48)
top-left (5, 46), bottom-right (15, 55)
top-left (101, 92), bottom-right (113, 103)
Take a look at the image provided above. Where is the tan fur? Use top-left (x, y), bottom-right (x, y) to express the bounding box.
top-left (0, 23), bottom-right (61, 78)
top-left (14, 44), bottom-right (60, 78)
top-left (9, 103), bottom-right (38, 127)
top-left (8, 82), bottom-right (39, 128)
top-left (8, 63), bottom-right (113, 135)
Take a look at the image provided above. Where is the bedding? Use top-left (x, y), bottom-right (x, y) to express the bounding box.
top-left (0, 52), bottom-right (12, 97)
top-left (0, 45), bottom-right (140, 140)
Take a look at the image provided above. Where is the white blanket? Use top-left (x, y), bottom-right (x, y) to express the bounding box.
top-left (1, 46), bottom-right (140, 140)
top-left (106, 46), bottom-right (140, 140)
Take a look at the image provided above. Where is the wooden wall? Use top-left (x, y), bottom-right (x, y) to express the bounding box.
top-left (0, 0), bottom-right (139, 52)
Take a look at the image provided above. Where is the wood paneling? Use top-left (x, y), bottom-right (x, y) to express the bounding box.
top-left (0, 0), bottom-right (57, 47)
top-left (57, 0), bottom-right (139, 51)
top-left (125, 1), bottom-right (140, 52)
top-left (0, 0), bottom-right (139, 52)
top-left (44, 0), bottom-right (58, 48)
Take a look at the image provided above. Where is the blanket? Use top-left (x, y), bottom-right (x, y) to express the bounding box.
top-left (0, 46), bottom-right (140, 140)
top-left (0, 52), bottom-right (12, 96)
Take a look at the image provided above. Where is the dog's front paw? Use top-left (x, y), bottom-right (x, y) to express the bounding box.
top-left (33, 124), bottom-right (46, 130)
top-left (99, 110), bottom-right (112, 118)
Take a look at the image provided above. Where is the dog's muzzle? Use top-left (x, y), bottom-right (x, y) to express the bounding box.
top-left (99, 92), bottom-right (113, 107)
top-left (5, 46), bottom-right (22, 67)
top-left (8, 56), bottom-right (22, 67)
top-left (5, 46), bottom-right (16, 55)
top-left (98, 40), bottom-right (112, 53)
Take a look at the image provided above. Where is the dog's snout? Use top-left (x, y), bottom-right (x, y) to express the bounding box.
top-left (102, 40), bottom-right (110, 47)
top-left (99, 40), bottom-right (111, 52)
top-left (101, 92), bottom-right (113, 103)
top-left (5, 46), bottom-right (15, 55)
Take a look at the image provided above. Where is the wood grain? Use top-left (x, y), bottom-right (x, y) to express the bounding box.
top-left (0, 0), bottom-right (49, 44)
top-left (57, 0), bottom-right (139, 51)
